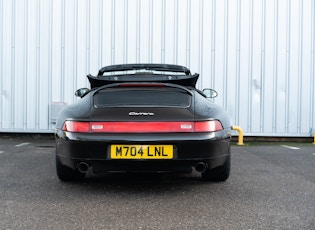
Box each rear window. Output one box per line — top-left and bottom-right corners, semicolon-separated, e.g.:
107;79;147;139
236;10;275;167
94;88;191;107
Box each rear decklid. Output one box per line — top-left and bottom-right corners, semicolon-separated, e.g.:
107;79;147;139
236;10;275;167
90;83;195;121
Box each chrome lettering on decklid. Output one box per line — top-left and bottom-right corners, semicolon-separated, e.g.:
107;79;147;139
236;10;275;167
129;112;154;116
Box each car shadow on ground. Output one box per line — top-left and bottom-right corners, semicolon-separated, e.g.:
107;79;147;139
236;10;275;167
86;171;201;184
61;171;224;195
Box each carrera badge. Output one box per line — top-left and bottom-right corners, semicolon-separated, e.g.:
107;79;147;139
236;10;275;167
129;112;154;116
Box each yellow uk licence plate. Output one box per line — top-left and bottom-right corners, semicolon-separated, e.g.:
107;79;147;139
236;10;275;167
110;145;173;159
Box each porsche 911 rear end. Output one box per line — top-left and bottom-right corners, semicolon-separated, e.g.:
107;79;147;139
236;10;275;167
55;82;231;182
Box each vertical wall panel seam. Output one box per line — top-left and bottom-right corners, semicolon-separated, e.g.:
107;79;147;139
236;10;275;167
48;0;53;130
236;0;241;126
311;0;315;132
0;0;3;128
174;0;178;64
73;0;78;102
186;0;191;67
149;0;153;63
273;0;279;133
124;0;128;64
161;0;165;63
36;0;41;129
223;0;228;109
210;0;216;91
199;0;203;89
248;0;253;132
285;0;291;133
297;0;303;134
23;0;28;129
61;0;65;102
111;0;115;64
11;0;15;128
260;0;266;133
86;0;90;76
99;0;103;66
136;0;140;63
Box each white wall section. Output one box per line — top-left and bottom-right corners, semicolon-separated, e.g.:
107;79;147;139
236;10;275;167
0;0;314;136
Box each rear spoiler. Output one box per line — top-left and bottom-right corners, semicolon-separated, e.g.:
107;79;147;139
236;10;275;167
88;73;199;89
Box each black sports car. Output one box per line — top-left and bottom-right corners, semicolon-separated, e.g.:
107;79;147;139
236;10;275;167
55;64;232;181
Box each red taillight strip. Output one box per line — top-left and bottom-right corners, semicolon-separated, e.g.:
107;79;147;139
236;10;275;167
90;122;193;133
62;121;90;133
62;120;223;133
194;121;223;132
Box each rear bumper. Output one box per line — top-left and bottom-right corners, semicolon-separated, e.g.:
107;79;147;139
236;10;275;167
55;130;231;173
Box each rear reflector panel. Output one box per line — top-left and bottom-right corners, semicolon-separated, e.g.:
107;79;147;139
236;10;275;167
62;120;223;133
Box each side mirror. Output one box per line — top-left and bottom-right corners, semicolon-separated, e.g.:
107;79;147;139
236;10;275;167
202;88;218;98
75;88;90;98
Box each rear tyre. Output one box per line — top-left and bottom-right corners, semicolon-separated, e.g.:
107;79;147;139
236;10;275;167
56;156;85;181
202;154;230;182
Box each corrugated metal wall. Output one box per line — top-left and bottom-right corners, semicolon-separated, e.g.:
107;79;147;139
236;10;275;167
0;0;314;136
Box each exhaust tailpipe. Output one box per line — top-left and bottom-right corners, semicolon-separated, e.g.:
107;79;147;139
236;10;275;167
195;162;207;173
77;162;90;173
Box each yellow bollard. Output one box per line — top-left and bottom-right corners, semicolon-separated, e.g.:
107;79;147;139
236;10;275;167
232;126;245;146
313;131;315;145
